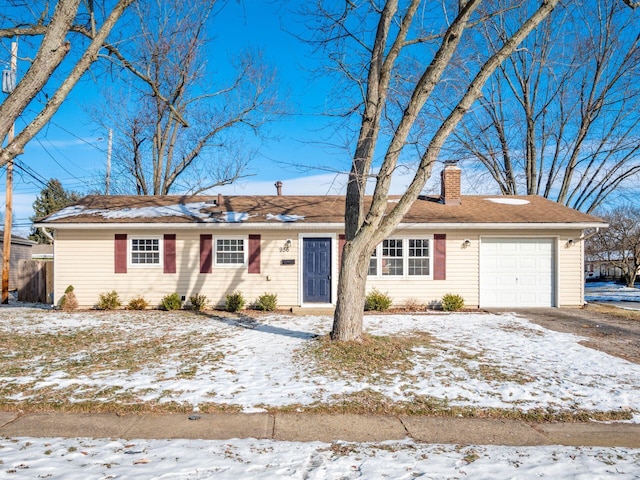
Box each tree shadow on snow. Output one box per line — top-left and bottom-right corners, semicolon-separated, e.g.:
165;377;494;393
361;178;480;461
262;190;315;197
202;311;321;340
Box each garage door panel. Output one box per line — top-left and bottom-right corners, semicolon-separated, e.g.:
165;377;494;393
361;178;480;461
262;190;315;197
480;238;555;308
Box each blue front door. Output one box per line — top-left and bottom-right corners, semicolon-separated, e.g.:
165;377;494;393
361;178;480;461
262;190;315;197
303;237;331;303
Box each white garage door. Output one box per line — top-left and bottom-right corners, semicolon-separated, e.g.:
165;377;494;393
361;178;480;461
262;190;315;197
480;238;556;308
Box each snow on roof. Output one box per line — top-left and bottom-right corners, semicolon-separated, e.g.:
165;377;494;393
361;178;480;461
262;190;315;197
215;212;252;223
45;201;307;224
45;202;212;222
484;197;530;205
266;213;305;222
45;203;260;223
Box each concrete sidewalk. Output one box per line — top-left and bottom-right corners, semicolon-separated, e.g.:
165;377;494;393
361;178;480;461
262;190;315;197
1;411;639;447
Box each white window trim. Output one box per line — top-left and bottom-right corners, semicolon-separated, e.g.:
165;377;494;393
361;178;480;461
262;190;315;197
129;235;163;268
214;235;248;268
368;236;434;279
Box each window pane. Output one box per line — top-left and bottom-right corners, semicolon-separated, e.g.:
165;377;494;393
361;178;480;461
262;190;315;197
382;258;403;275
216;238;245;265
408;238;430;275
368;249;377;276
131;238;160;264
409;258;429;275
382;239;403;275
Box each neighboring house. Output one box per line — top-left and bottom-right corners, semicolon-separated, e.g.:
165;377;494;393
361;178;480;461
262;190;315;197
31;244;54;261
35;165;606;309
585;253;637;282
0;232;36;290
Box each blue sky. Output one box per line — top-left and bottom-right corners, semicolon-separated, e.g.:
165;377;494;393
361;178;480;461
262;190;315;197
0;1;459;235
14;2;633;234
1;2;341;232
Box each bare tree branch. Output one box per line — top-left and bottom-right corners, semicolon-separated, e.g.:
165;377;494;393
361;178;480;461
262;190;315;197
0;0;135;168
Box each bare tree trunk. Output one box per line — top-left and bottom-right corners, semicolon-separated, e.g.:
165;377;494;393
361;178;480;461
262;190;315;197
323;0;559;342
331;240;370;341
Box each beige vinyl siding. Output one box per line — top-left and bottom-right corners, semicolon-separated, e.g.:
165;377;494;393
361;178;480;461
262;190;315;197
54;226;587;309
54;230;304;308
365;231;479;308
556;229;586;307
364;229;586;308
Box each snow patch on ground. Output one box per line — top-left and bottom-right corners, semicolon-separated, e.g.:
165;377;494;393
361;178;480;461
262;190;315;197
0;309;638;421
1;437;639;479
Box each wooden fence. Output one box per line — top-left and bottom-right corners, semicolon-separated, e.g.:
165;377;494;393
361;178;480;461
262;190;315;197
17;260;53;304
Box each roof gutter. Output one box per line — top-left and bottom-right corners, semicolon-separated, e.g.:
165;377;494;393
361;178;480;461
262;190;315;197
34;221;609;231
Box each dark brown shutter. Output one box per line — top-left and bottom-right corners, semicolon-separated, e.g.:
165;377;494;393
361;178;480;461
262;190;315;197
434;234;446;280
114;234;127;274
200;234;212;274
164;234;176;274
248;234;261;274
338;234;346;272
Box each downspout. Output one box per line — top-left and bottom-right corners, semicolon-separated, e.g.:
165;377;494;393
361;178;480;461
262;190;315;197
580;227;601;242
39;227;54;243
39;227;55;305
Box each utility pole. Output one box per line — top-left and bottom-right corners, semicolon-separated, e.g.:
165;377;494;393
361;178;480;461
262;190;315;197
105;128;112;194
2;41;17;304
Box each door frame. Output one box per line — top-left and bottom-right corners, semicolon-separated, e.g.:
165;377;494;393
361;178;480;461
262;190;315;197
479;235;559;308
299;233;337;307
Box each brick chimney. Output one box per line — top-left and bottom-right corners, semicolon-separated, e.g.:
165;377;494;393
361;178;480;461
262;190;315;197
440;161;461;205
275;181;283;196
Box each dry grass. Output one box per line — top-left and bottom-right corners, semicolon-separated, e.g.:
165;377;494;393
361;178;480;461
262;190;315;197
263;391;633;422
588;302;640;321
0;309;635;423
300;332;434;382
0;311;224;405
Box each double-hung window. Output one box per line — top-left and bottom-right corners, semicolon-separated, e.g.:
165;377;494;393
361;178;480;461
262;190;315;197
382;239;403;276
215;237;246;266
368;248;378;276
408;239;430;276
368;237;432;278
130;237;161;266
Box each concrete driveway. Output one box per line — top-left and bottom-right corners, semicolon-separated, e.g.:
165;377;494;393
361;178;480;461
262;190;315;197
487;306;640;364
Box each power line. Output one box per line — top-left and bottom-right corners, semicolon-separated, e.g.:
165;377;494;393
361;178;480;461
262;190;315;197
50;120;108;154
33;136;87;182
12;160;49;188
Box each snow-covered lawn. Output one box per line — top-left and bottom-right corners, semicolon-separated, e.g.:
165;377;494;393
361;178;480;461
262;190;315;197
2;304;640;478
0;307;638;420
586;281;640;305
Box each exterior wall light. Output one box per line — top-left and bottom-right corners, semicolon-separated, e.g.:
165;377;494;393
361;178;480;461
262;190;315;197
462;239;471;249
280;239;292;253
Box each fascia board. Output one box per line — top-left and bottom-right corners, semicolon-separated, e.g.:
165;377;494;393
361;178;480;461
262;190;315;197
34;221;608;230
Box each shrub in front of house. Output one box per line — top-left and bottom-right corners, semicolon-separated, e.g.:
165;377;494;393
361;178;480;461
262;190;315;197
127;296;149;310
441;293;465;312
254;292;278;311
60;285;78;312
364;289;392;312
96;290;122;310
160;292;183;311
225;291;246;312
189;293;208;312
403;297;424;312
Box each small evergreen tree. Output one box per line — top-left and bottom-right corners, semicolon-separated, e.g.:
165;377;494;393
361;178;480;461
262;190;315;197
29;179;80;244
